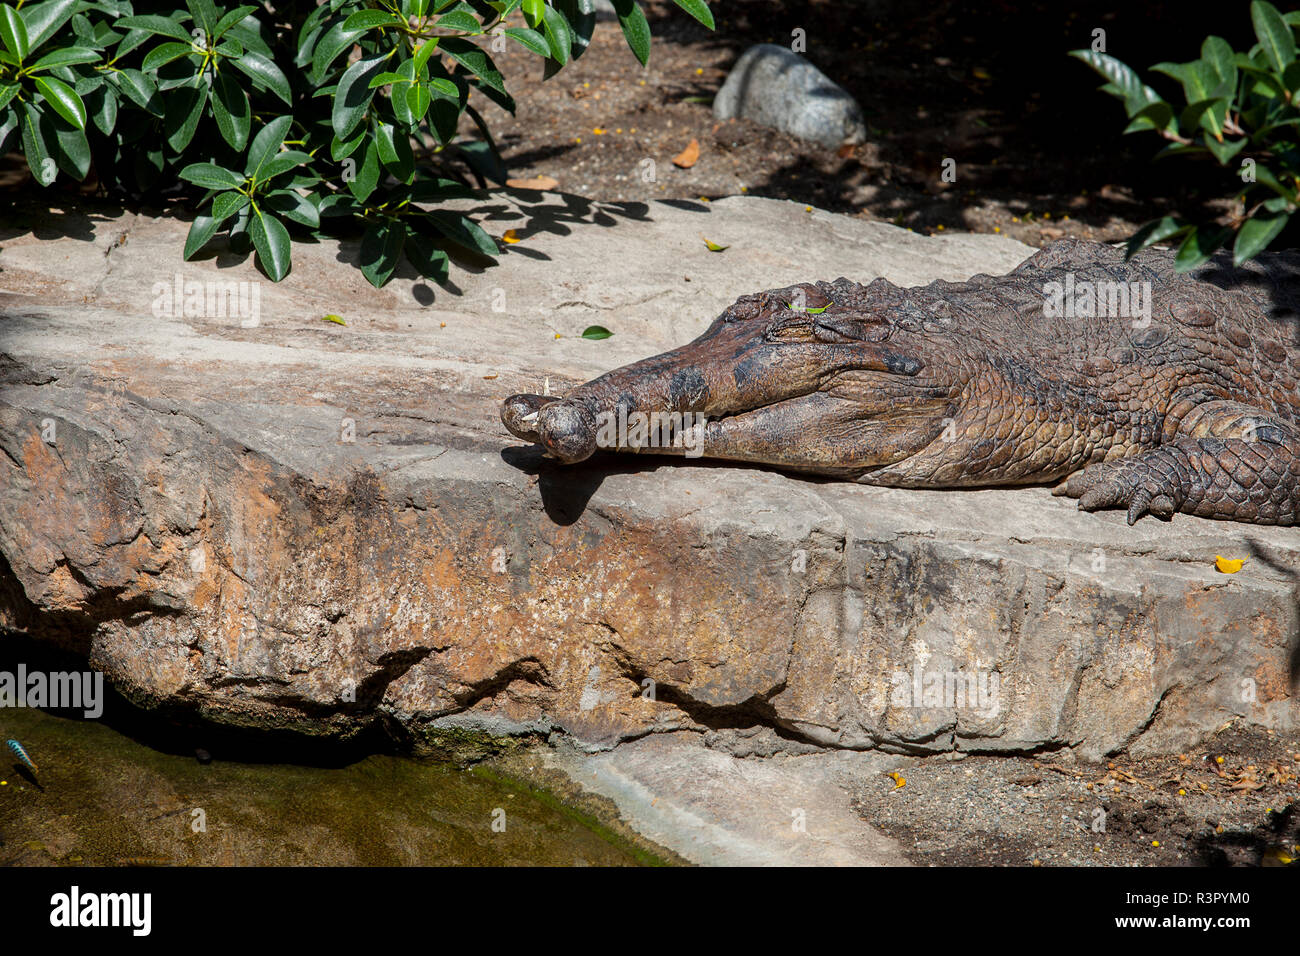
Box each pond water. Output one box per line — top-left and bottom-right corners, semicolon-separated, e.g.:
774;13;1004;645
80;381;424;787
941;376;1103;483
0;697;663;867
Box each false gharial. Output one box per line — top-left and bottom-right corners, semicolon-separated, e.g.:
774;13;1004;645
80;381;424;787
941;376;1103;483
502;239;1300;526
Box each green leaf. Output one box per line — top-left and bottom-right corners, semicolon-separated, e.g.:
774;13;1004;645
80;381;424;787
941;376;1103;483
142;41;197;72
1122;101;1175;135
413;38;438;76
347;137;380;201
553;0;594;60
0;4;29;62
264;190;320;228
1124;216;1189;258
1204;136;1247;164
212;70;251;150
183;213;223;258
250;210;292;280
374;120;414;179
359;219;406;287
1180;94;1227;140
342;9;404;31
1251;0;1295;74
1285;61;1300;95
211;189;250;221
440;37;507;95
333;53;386;140
425;209;497;256
1233;210;1290;265
244;114;293;178
311;21;365;78
406;81;431;123
231;51;292;105
541;5;572;64
212;5;256;39
34;75;85;130
29;47;100;71
54;130;89;180
389;56;419;125
504;26;549;57
116;14;193;43
612;0;650;67
0;102;18;154
437;9;481;32
331;128;365;160
180;161;243;190
255;149;313;182
0;81;16;112
20;103;54;184
428;77;459;98
321;313;346;326
186;0;219;38
1069;49;1159;116
580;325;612;340
112;68;162;115
22;0;78;49
368;71;410;88
1201;36;1237;95
163;84;206;152
671;0;714;29
1174;225;1230;272
521;0;544;28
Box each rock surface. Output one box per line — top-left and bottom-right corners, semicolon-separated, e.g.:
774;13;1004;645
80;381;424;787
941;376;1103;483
713;44;867;147
0;193;1296;763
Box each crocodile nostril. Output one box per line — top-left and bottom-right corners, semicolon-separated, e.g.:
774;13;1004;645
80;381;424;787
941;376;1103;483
537;400;598;463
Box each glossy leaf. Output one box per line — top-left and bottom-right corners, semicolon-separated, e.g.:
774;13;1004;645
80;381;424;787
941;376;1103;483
332;53;386;140
34;75;86;130
612;0;650;66
0;4;29;61
1233;210;1289;264
671;0;714;30
250;210;292;280
212;70;251;150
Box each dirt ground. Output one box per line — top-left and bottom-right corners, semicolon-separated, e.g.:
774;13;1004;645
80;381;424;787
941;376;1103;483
852;726;1300;867
473;0;1258;250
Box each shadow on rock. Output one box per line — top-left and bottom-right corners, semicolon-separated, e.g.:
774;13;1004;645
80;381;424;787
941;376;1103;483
1241;537;1300;692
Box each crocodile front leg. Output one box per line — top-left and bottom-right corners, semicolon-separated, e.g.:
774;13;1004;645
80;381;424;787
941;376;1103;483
1054;401;1300;525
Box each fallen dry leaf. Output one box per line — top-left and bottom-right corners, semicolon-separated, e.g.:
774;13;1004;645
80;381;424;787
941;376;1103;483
672;138;700;169
505;175;559;191
1215;555;1245;574
502;229;522;244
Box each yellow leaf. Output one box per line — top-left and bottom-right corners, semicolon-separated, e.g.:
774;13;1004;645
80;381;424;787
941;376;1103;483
505;175;559;191
700;235;729;252
321;314;346;326
502;229;522;244
672;138;700;168
1215;555;1245;574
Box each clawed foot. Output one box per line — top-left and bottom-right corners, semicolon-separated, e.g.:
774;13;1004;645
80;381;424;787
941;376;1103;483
1052;457;1182;525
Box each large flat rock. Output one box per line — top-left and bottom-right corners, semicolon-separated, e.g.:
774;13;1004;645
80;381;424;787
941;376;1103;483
1;193;1296;760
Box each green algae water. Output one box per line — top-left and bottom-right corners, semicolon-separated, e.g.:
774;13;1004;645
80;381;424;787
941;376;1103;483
0;703;663;867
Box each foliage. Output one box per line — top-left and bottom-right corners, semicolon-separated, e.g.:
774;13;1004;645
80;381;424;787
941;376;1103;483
0;0;714;285
1071;0;1300;269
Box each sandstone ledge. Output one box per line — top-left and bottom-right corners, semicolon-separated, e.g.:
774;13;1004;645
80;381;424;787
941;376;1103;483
0;194;1296;760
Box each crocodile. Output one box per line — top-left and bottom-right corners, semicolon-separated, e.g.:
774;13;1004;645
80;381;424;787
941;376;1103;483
501;239;1300;526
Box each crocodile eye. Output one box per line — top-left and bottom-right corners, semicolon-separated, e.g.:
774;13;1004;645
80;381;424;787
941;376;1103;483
764;316;815;342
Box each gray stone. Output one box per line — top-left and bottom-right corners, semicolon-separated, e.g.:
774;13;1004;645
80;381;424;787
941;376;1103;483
713;44;867;147
0;194;1295;763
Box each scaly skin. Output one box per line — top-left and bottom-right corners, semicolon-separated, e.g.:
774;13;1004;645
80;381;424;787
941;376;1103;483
502;239;1300;525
